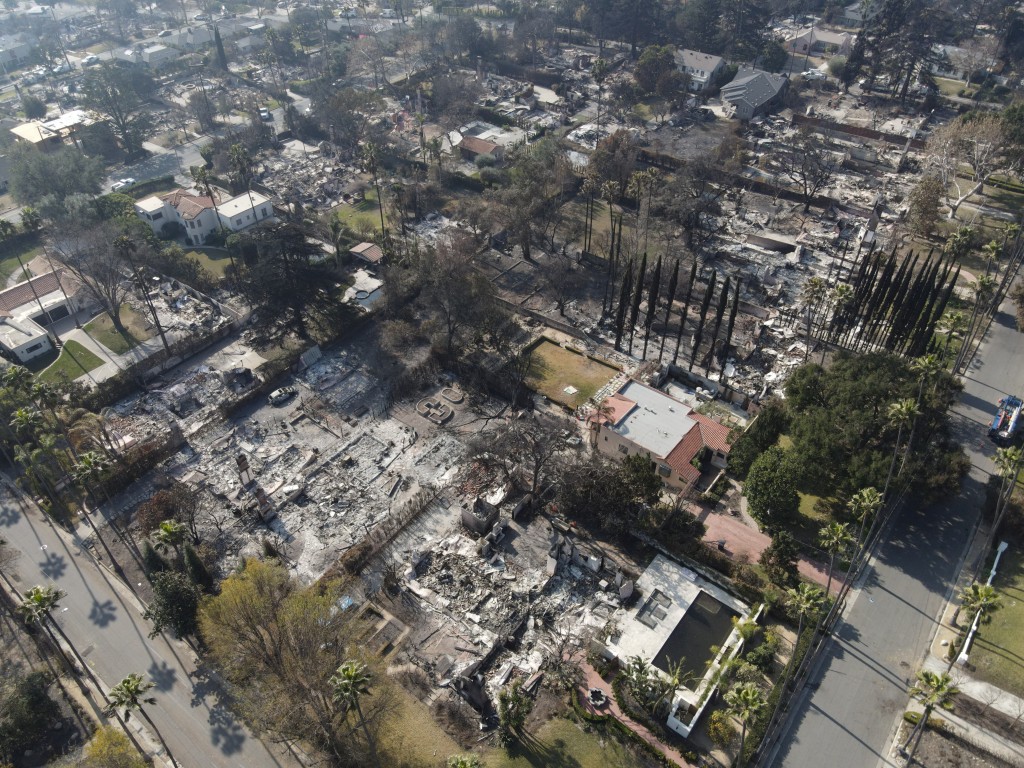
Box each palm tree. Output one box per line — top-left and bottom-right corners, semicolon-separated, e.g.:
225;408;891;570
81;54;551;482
18;584;65;625
447;756;481;768
782;583;824;692
651;656;692;716
818;521;854;597
938;310;967;363
980;239;1001;276
152;520;187;565
849;486;884;547
799;276;828;360
330;661;381;768
106;673;179;768
958;582;1000;628
190;166;234;270
910;354;944;404
884;398;919;495
989;446;1023;552
724;682;766;768
902;670;959;763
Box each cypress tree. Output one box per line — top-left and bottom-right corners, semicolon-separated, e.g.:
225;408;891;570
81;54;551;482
659;259;680;363
690;270;716;371
674;260;698;365
184;544;214;592
642;254;662;359
143;540;167;576
722;278;741;369
627;253;647;356
706;275;731;375
614;260;634;350
214;26;228;70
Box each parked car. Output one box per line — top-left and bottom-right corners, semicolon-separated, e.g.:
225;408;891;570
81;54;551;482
193;13;210;20
803;69;827;81
268;386;297;406
81;54;100;66
259;107;273;121
110;177;136;192
158;29;173;37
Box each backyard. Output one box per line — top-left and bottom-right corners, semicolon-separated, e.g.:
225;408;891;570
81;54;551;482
0;235;43;284
37;340;104;384
83;304;155;354
186;247;234;279
969;540;1024;698
525;339;618;410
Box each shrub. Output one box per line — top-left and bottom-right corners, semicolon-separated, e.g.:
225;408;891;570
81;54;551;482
142;540;167;575
708;709;737;747
0;671;60;760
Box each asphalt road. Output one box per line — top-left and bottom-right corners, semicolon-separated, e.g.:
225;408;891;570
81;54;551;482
0;482;290;768
772;297;1024;767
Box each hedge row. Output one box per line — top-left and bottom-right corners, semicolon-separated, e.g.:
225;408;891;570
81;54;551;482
568;689;674;768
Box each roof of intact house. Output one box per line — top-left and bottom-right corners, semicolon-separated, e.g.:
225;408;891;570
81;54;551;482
721;68;788;110
217;190;272;219
675;49;725;72
458;135;501;155
160;189;216;220
0;270;78;313
350;242;384;264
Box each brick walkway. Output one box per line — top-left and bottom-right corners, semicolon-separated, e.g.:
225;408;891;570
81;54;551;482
576;658;697;767
699;507;842;595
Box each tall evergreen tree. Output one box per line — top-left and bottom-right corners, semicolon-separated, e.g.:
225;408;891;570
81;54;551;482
642;255;662;359
674;260;698;365
627;253;647;356
690;270;716;371
706;275;731;374
614;259;634;350
722;278;741;370
659;259;680;363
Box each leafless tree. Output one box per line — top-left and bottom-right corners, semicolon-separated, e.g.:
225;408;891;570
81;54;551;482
772;129;840;212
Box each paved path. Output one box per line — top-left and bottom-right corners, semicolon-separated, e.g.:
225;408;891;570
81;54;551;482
0;479;292;768
577;658;696;767
771;292;1024;767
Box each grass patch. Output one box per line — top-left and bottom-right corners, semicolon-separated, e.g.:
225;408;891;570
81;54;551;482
376;686;462;767
969;541;1024;698
186;247;234;279
0;238;44;283
334;187;388;236
525;339;618;409
83;304;154;354
484;717;643;768
38;340;104;383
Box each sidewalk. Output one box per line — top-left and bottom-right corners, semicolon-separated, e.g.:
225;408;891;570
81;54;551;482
576;658;697;768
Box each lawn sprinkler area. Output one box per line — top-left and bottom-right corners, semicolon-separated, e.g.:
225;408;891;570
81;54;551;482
524;338;618;409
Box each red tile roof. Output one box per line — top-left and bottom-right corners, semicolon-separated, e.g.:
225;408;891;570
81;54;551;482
161;189;215;221
693;413;733;454
0;270;77;313
601;393;636;426
665;428;703;485
459;135;501;156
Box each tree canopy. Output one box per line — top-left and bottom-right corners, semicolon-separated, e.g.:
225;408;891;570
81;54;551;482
10;147;105;208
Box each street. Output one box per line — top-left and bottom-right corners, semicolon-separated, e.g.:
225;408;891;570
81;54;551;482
771;297;1024;767
0;482;290;768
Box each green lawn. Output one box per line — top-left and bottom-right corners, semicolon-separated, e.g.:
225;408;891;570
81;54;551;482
376;687;462;767
186;247;234;279
484;717;644;768
969;541;1024;697
38;340;104;384
83;304;154;354
334;188;388;236
0;238;43;284
525;339;618;409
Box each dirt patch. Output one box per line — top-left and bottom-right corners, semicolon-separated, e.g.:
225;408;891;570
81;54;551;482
912;725;1016;768
526;688;565;732
950;694;1024;744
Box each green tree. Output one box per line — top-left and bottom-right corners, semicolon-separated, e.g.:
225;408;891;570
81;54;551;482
497;678;533;745
447;756;482;768
80;725;148;768
151;520;186;564
0;671;61;762
958;581;1000;627
635;44;676;93
819;521;854;597
759;530;800;587
21;93;46;119
141;540;167;575
330;661;381;768
902;670;958;763
106;674;178;768
80;63;155;159
10;147;105;208
728;400;789;479
143;571;201;639
183;544;213;591
907;175;944;236
744;446;799;530
724;681;766;768
849;487;884;546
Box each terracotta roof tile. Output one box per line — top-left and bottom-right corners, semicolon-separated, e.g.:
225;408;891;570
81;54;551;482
693;413;733;454
0;270;77;314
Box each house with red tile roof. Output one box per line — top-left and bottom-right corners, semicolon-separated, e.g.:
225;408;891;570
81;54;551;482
0;270;89;364
135;188;274;245
593;380;732;491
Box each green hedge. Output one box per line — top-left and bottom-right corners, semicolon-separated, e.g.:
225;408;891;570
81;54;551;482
127;175;177;199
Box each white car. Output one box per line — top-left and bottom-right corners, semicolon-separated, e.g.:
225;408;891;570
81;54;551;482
110;177;136;192
803;70;827;81
158;29;173;37
268;386;297;406
259;107;273;121
81;54;100;66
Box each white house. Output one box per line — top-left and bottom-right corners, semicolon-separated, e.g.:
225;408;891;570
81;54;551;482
119;44;179;69
785;27;855;57
838;0;881;27
930;43;999;82
591;380;732;492
0;32;36;69
0;270;90;364
135;188;274;245
674;49;726;92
